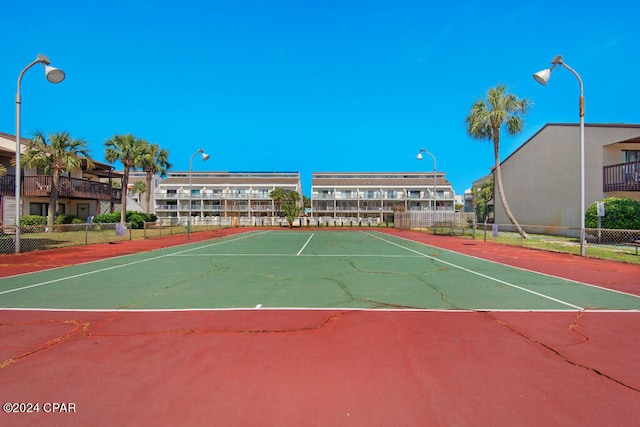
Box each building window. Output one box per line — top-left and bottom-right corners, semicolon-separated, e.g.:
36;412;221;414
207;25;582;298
30;203;48;216
623;150;640;162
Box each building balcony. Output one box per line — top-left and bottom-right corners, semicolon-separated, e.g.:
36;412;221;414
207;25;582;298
0;175;16;196
156;205;179;211
603;161;640;192
14;175;120;202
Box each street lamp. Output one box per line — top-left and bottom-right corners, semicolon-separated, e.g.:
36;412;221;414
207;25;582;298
15;54;65;253
187;148;210;240
416;149;437;211
417;148;438;235
533;55;586;256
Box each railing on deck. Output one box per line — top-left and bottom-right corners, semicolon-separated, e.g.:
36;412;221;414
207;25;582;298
603;160;640;192
21;175;120;201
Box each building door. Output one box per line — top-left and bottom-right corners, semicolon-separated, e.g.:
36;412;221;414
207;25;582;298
77;203;89;220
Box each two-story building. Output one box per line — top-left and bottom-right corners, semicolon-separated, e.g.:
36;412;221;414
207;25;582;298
311;172;456;222
0;132;122;226
154;171;302;222
490;123;640;229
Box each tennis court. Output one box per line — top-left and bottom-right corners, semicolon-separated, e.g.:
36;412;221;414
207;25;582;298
1;229;639;425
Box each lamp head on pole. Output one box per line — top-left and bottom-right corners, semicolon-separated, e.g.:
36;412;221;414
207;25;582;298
44;65;66;84
533;68;551;86
201;152;210;161
533;55;564;86
416;148;426;160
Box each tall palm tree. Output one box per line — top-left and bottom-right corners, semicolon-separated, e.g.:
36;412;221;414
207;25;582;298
105;134;147;223
269;187;286;217
21;131;95;231
140;143;171;214
130;181;146;206
466;84;531;238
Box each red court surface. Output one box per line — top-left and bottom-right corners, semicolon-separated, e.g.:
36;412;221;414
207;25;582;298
1;228;639;426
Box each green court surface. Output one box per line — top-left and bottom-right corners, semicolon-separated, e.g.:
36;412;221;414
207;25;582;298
1;230;639;311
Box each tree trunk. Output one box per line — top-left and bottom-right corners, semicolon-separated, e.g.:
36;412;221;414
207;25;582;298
493;133;528;239
120;166;129;223
145;172;152;214
47;173;60;233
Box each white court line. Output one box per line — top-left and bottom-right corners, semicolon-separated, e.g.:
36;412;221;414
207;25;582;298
297;233;315;256
363;231;585;310
1;307;638;313
169;253;424;257
0;230;270;296
378;231;640;301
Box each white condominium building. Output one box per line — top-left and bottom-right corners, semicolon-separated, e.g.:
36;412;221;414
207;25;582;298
311;172;455;222
154;171;302;221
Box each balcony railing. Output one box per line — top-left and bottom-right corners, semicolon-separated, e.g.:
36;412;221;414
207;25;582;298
0;175;16;196
2;175;120;201
603;160;640;192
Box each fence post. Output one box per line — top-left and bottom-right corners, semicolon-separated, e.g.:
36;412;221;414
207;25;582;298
85;223;89;246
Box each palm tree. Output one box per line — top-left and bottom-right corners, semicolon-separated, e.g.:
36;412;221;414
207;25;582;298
472;176;494;223
269;187;287;217
130;181;146;205
282;191;301;227
140;143;171;213
466;84;531;238
21;131;94;231
105;134;147;223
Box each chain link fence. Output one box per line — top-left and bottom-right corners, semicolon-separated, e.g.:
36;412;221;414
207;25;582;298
0;223;132;255
409;221;640;262
3;215;639;263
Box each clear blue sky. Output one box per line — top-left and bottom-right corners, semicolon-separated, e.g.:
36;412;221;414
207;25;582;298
2;0;638;197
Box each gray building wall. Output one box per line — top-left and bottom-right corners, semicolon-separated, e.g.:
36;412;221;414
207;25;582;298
493;124;640;229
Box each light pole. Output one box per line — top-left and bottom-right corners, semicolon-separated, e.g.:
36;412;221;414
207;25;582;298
416;148;437;235
15;54;65;253
533;55;586;256
187;148;210;240
416;149;437;211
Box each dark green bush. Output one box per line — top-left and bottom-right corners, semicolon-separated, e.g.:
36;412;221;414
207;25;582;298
92;212;157;229
20;215;47;226
56;214;84;224
585;197;640;229
19;215;46;233
93;213;120;224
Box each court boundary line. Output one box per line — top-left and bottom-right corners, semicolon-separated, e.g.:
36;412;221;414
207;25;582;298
0;230;269;296
374;230;640;301
297;233;315;256
169;253;426;257
364;231;585;310
2;230;637;312
2;307;639;313
0;230;267;281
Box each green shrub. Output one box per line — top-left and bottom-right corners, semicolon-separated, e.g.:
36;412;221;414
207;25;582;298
585;197;640;229
56;214;84;224
93;213;120;224
92;212;157;229
20;215;47;226
19;215;46;233
127;212;146;229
